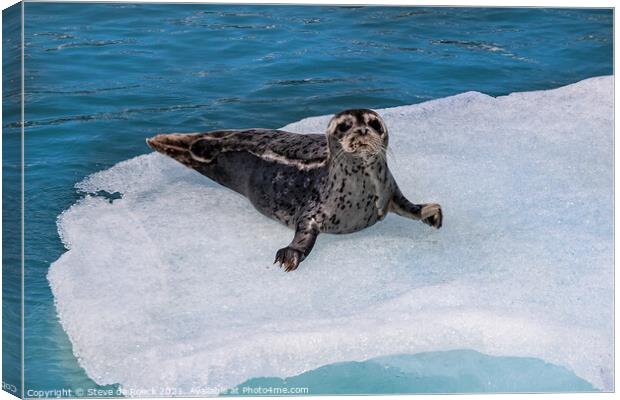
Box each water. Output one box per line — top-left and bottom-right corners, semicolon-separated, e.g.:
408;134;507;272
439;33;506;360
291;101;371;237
2;2;612;394
233;350;595;395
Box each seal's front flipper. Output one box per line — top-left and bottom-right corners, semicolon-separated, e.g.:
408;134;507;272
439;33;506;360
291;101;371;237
389;188;442;229
274;222;319;272
419;204;442;229
274;247;303;272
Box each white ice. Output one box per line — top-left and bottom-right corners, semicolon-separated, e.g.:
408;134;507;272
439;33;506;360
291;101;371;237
48;76;614;394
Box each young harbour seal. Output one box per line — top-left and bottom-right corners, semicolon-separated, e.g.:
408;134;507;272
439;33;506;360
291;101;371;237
147;109;442;271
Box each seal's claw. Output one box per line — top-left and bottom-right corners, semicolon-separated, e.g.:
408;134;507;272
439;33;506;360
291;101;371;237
421;203;442;229
274;247;302;272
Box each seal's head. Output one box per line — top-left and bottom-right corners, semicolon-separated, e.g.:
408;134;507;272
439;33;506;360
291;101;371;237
326;109;388;160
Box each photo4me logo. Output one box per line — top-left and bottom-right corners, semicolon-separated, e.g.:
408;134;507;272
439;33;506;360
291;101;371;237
241;386;310;395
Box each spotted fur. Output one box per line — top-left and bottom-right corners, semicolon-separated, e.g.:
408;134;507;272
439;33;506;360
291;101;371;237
147;109;442;272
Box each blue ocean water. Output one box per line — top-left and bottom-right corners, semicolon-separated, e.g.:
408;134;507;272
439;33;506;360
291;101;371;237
3;2;612;395
232;350;595;395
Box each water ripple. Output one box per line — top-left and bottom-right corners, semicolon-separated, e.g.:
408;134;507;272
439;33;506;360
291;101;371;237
29;84;141;95
431;39;505;52
45;39;135;52
7;103;213;128
267;77;371;86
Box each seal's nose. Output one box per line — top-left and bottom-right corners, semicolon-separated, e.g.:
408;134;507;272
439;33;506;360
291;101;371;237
358;127;371;136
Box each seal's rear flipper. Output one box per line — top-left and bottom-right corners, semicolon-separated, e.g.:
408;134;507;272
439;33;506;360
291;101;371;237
146;133;200;167
188;139;221;163
146;131;258;196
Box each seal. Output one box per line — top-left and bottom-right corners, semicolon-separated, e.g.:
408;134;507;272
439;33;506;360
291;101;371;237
147;109;442;271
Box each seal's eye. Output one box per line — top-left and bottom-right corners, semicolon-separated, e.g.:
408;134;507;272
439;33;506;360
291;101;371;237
368;118;383;134
337;122;351;133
